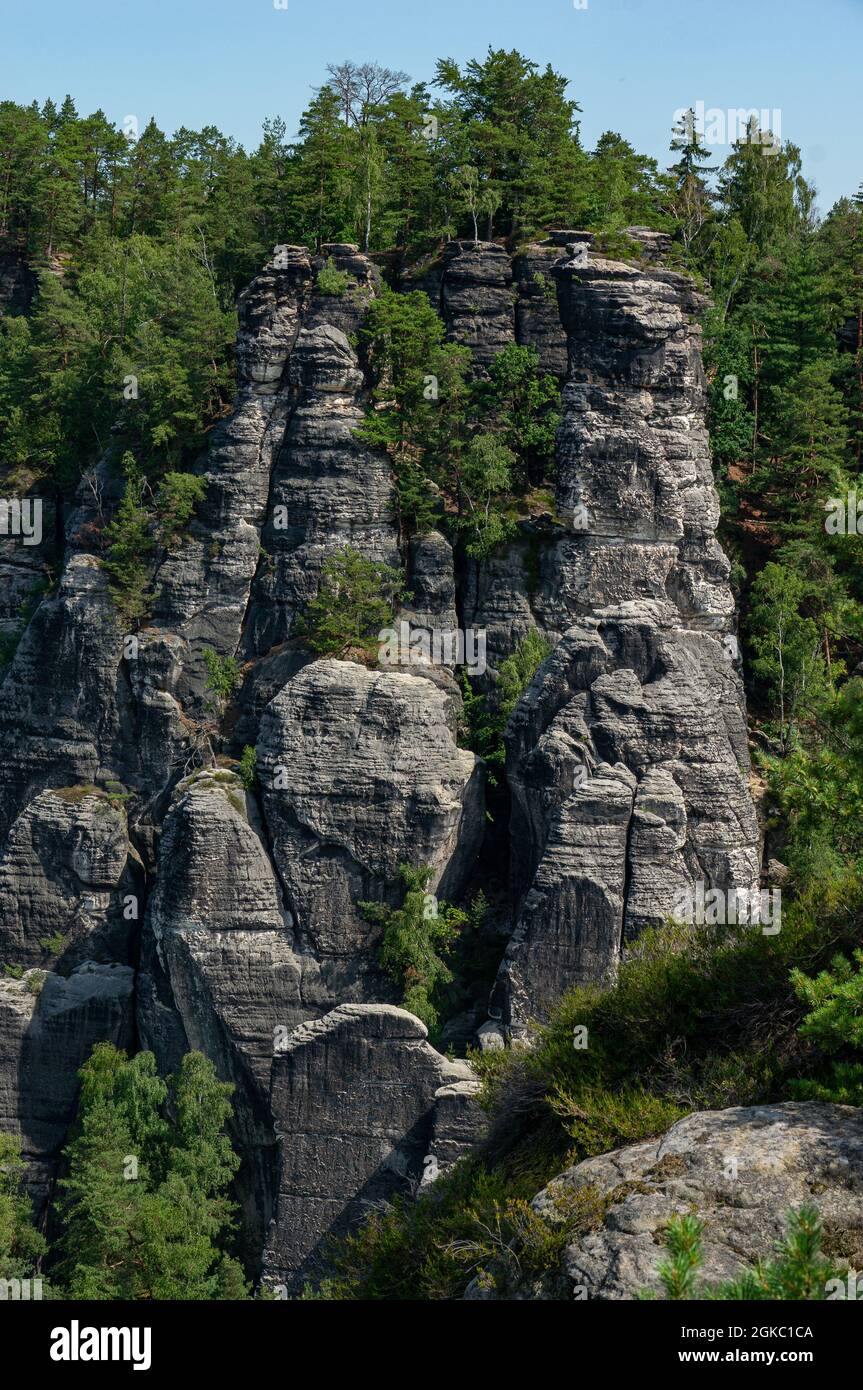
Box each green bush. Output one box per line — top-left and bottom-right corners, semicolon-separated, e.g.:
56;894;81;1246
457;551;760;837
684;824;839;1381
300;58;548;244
297;546;404;661
359;864;466;1033
788;949;863;1103
102;452;154;625
155;471;207;548
202;646;242;714
316;257;350;296
650;1206;836;1301
460;627;551;782
237;745;257;791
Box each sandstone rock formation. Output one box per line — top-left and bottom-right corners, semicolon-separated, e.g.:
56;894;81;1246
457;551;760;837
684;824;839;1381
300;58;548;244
521;1102;863;1300
264;1004;478;1291
257;658;483;997
481;236;760;1033
0;229;762;1289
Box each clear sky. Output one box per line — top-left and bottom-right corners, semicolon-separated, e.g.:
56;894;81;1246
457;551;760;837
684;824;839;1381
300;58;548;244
1;0;859;215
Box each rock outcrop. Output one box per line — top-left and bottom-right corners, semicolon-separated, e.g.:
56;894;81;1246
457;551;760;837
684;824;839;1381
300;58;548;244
264;1004;478;1292
483;237;759;1033
0;228;763;1290
518;1102;863;1300
257;658;483;998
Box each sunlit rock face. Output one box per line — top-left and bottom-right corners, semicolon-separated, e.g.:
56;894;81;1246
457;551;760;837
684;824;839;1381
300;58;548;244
0;227;758;1282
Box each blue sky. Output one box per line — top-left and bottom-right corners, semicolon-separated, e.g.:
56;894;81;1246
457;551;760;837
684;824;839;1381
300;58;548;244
1;0;859;215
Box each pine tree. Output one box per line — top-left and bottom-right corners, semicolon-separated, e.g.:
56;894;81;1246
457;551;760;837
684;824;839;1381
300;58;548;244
56;1043;249;1300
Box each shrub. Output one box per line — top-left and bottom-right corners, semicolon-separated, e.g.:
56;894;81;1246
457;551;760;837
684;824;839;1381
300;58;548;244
202;646;242;714
788;949;863;1103
650;1205;837;1301
237;745;257;791
297;546;404;661
460;627;551;780
359;864;467;1033
316;258;349;296
155;471;207;548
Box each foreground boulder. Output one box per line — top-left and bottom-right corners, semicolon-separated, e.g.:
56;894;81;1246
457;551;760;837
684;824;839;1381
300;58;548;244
525;1102;863;1300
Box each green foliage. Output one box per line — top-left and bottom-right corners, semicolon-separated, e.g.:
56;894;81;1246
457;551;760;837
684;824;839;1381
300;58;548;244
654;1213;704;1299
454;433;518;558
297;546;404;661
315;257;350;296
358;292;560;553
101;451;154;625
0;1133;48;1283
653;1206;836;1301
237;745;258;791
460;628;551;779
789;950;863;1103
359;864;467;1032
155;471;207;548
55;1043;249;1300
304;844;863;1301
202;646;242;712
480;343;560;484
357;287;470;538
747;561;832;750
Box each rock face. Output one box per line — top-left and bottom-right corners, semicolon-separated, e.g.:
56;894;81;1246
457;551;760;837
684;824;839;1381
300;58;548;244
244;249;398;658
525;1103;863;1300
483;238;759;1033
439;241;516;370
0;963;134;1203
257;659;483;998
264;1004;477;1291
0;789;138;971
0;229;761;1289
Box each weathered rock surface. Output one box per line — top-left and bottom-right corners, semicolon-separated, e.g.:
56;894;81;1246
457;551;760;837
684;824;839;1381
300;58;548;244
244;247;398;658
264;1004;478;1291
257;658;484;998
527;1102;863;1300
0;963;134;1182
0;227;765;1292
0;789;138;970
483;238;759;1033
439;240;516;370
